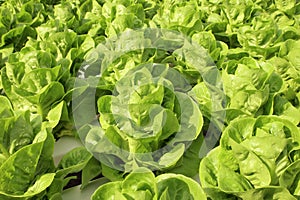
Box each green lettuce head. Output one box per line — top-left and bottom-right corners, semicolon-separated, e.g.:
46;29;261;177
73;28;225;176
91;167;207;200
199;115;300;199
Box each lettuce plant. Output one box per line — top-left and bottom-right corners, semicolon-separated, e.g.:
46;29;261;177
82;63;203;173
91;167;207;200
0;96;56;199
200;116;300;199
0;0;299;199
73;28;224;178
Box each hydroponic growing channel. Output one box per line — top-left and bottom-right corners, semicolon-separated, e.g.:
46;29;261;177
0;0;300;199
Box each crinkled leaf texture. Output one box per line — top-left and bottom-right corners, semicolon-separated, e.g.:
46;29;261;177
200;115;300;199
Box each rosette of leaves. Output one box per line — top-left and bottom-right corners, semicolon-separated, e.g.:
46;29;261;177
237;13;281;58
80;63;203;174
1;51;67;136
0;95;99;199
49;0;107;39
101;0;153;37
220;57;279;120
207;0;260;48
151;0;203;36
1;62;65;119
91;167;207;200
191;31;228;67
199;115;300;199
0;0;47;66
266;40;300;126
74;28;223;178
270;9;300;42
0;27;95;136
0;95;56;199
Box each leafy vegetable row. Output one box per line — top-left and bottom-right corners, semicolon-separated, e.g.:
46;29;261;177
0;0;299;199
